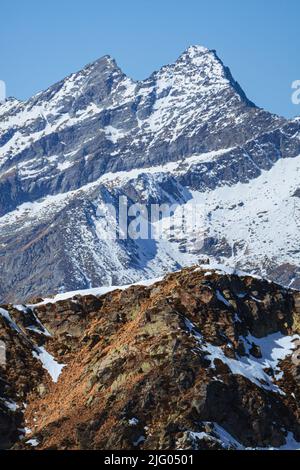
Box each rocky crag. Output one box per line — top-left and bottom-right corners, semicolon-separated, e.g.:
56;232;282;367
1;266;300;450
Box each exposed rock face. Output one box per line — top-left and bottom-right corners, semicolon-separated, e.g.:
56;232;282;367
1;267;300;450
1;46;300;302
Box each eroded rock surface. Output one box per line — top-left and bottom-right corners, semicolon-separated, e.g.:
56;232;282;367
1;267;300;450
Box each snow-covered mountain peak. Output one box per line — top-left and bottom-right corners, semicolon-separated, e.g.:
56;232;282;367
1;48;299;301
0;53;132;169
162;44;254;108
177;44;213;64
176;44;227;75
185;44;211;56
82;54;125;80
174;44;222;74
32;53;125;108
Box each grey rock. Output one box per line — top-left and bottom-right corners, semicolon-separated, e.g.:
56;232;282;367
0;45;300;302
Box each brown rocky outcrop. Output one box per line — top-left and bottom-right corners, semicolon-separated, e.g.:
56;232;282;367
1;267;300;450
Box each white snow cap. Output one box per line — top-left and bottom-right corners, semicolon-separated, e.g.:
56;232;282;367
178;45;212;64
177;45;224;72
185;45;210;56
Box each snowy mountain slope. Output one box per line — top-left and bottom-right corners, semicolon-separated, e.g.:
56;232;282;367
1;45;300;301
1;147;300;302
190;154;300;284
0;46;287;215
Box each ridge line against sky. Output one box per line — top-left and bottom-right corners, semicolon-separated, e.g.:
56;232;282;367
0;0;299;118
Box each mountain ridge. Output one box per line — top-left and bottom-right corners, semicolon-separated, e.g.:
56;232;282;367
1;266;300;450
0;45;300;302
1;45;258;108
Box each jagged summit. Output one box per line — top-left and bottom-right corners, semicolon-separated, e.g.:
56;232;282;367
176;44;211;63
174;45;256;107
186;44;211;55
0;45;253;126
82;53;123;75
0;46;298;302
177;45;212;63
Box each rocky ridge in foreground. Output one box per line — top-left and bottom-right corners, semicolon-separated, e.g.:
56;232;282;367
1;266;300;450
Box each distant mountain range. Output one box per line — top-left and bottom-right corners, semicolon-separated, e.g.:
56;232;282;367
1;45;300;302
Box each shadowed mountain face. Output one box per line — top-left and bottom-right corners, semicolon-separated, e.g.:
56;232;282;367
1;46;300;302
1;267;300;450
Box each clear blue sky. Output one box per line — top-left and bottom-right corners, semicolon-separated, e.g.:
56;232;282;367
0;0;299;118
